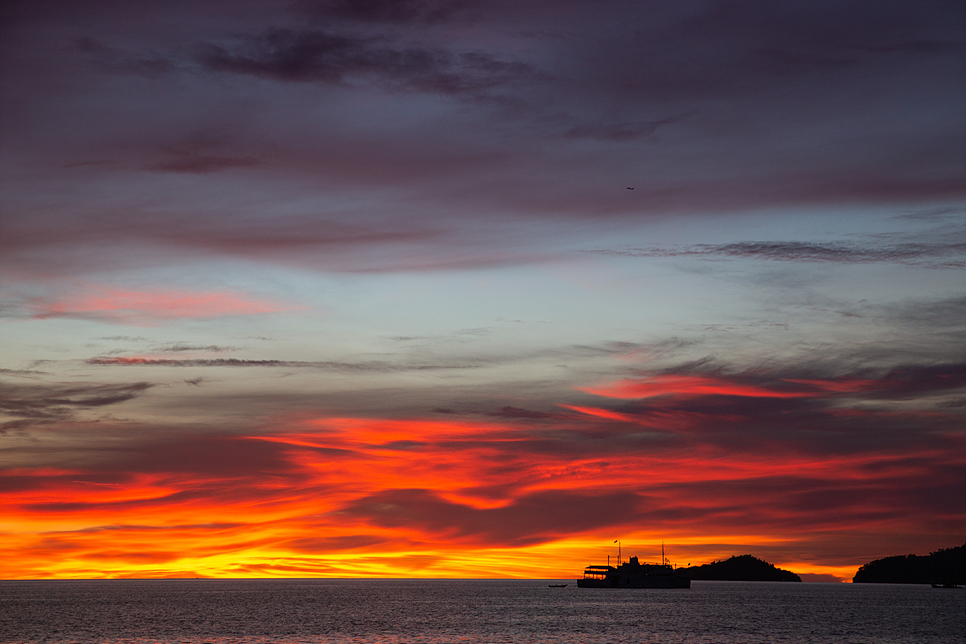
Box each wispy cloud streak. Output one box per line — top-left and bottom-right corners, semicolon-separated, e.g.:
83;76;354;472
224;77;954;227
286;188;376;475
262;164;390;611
26;287;303;325
584;240;966;268
0;381;153;432
85;357;481;371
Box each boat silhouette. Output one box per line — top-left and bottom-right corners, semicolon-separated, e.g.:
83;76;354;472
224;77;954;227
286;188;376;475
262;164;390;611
578;542;690;589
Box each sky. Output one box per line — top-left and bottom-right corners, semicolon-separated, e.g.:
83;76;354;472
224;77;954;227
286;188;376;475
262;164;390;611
1;0;964;582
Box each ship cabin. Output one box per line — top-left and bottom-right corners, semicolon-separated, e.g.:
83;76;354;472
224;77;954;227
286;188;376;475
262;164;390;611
581;564;615;581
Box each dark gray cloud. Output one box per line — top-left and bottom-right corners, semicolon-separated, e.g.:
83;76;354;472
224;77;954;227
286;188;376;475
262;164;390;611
864;363;966;399
886;295;966;329
341;488;642;546
147;154;261;174
485;406;560;420
85;356;481;371
82;341;639;374
586;0;965;101
158;343;238;353
300;0;469;24
637;470;966;534
0;381;153;431
0;368;48;376
0;210;458;275
586;240;966;268
1;431;315;496
195;29;535;96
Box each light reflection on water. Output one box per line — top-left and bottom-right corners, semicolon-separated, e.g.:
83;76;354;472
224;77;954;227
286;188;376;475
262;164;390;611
2;579;964;643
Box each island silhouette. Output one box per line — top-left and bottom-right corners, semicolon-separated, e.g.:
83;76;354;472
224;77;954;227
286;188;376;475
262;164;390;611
682;554;801;582
853;541;965;584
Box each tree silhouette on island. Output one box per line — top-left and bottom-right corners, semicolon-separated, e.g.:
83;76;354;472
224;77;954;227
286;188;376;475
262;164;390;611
853;542;966;584
683;555;801;582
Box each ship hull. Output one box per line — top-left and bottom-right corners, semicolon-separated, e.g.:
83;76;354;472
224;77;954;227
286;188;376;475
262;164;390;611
577;575;690;589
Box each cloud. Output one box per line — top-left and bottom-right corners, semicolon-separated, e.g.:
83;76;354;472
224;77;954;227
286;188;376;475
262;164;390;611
157;343;238;353
2;392;963;577
580;374;819;400
29;286;302;325
4;433;306;509
0;381;153;431
85;357;482;371
3;0;961;280
72;36;176;79
342;488;641;546
885;295;966;330
485;406;560;420
300;0;468;24
607;0;965;100
0;209;482;276
584;240;966;268
2;0;965;579
858;363;966;399
140;133;266;175
195;29;535;97
565;115;689;142
147;155;261;174
284;534;389;553
571;362;966;455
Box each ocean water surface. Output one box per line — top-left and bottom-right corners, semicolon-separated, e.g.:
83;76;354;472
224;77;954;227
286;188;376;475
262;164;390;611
2;579;964;643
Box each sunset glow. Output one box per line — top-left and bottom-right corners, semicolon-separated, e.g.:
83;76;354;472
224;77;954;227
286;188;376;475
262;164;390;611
1;0;963;584
4;369;964;581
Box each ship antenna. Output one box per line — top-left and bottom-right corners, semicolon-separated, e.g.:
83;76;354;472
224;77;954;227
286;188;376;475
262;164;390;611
662;541;665;566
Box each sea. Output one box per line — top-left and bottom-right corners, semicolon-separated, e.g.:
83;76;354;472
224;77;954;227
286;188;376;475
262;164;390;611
2;579;964;644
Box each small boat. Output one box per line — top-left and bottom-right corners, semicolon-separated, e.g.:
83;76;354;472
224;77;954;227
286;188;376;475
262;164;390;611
548;583;568;587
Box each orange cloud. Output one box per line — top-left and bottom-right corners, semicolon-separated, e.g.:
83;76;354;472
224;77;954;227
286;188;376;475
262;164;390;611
4;356;966;581
2;405;963;580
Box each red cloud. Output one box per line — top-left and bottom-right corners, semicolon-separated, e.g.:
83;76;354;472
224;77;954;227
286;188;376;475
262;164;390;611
579;374;814;400
581;366;966;405
558;404;639;422
782;378;880;393
2;381;964;579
